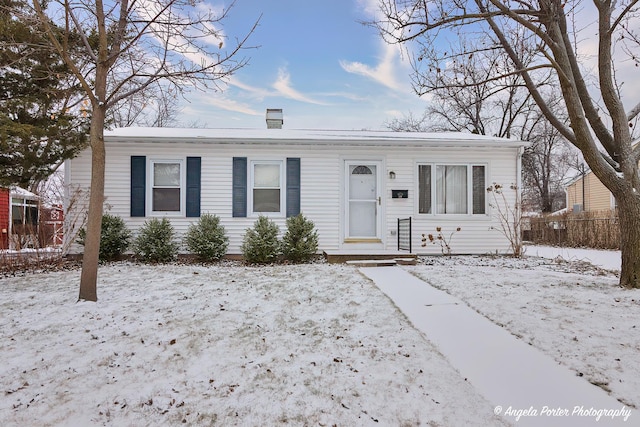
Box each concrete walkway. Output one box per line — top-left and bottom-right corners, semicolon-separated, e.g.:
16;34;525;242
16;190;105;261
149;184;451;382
361;266;635;427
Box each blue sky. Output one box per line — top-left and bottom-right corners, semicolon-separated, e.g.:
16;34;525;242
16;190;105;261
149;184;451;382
179;0;428;130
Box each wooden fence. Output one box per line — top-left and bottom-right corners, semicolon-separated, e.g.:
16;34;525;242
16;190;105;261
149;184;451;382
526;210;620;250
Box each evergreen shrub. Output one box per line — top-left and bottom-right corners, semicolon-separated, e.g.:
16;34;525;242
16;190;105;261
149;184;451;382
133;218;179;263
281;213;318;263
77;214;132;261
184;214;229;261
241;215;280;264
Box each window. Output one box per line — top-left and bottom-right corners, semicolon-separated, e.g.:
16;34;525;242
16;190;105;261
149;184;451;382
418;164;486;215
250;160;284;214
232;157;300;218
151;160;183;213
11;198;39;226
131;156;200;218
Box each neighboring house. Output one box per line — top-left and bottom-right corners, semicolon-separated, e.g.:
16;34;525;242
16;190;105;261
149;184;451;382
0;187;40;250
565;168;616;213
566;140;639;214
64;125;527;256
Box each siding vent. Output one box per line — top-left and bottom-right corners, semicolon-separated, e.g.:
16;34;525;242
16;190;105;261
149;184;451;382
266;108;283;129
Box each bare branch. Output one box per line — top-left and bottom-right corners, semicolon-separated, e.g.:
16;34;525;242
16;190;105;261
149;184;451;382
610;0;640;33
628;101;640;122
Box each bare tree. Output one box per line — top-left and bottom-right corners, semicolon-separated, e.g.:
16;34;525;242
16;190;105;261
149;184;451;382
374;0;640;288
385;111;431;132
31;0;258;301
386;41;574;213
107;81;181;128
417;38;542;137
520;107;574;212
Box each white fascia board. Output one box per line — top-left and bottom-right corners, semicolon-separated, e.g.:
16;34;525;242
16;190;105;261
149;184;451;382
104;127;529;149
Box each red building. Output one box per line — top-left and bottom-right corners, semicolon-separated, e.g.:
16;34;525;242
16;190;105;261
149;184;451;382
0;188;9;250
0;187;62;250
41;205;64;247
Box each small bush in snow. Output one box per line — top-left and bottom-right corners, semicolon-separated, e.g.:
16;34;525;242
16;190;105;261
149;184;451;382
133;218;179;263
421;226;461;256
281;213;318;263
184;214;229;261
77;214;132;261
241;215;280;264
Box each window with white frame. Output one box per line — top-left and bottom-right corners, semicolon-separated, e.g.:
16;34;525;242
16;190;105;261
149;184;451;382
418;164;486;215
11;197;39;226
250;160;284;214
151;160;183;213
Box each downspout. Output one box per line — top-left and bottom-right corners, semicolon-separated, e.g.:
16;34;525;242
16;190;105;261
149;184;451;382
517;146;524;250
517;146;523;196
63;159;71;256
582;166;586;212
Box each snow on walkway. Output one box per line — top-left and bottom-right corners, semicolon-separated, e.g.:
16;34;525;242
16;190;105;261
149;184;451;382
361;266;634;427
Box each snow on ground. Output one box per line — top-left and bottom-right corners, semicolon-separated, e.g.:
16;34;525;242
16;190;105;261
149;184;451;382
1;247;638;426
524;245;621;271
409;253;640;411
1;262;506;427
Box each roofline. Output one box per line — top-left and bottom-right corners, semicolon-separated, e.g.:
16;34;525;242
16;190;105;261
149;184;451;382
564;168;592;188
9;186;39;200
104;127;529;149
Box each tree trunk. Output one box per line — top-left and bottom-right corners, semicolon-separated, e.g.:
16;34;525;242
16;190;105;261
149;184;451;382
540;181;552;213
616;195;640;289
78;109;106;301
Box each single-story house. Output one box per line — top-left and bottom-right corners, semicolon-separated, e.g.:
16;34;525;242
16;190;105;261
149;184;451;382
64;126;526;257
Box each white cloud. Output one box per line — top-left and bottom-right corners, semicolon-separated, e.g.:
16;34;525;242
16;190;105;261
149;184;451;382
227;76;272;101
272;68;329;105
225;68;330;106
356;0;380;17
134;0;228;71
194;92;261;116
339;42;403;90
185;67;331;120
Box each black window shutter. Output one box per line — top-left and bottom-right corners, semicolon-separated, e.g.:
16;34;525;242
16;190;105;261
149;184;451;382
472;165;486;214
131;156;146;217
418;165;432;214
232;157;247;217
186;157;201;217
286;158;301;217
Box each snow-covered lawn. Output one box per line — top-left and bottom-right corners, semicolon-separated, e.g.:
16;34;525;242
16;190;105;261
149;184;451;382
1;250;638;426
1;262;506;426
409;255;640;411
524;245;621;271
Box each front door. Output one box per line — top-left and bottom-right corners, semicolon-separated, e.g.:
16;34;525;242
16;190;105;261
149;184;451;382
345;161;382;240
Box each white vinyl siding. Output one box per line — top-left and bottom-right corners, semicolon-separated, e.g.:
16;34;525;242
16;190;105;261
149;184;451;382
66;135;521;256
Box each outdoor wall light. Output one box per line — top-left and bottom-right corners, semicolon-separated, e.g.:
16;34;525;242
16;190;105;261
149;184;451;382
389;171;396;179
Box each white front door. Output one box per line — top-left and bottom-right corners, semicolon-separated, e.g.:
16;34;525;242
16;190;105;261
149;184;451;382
345;161;382;240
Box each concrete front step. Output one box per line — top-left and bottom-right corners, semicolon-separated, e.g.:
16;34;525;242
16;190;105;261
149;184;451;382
345;258;418;267
323;250;417;264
